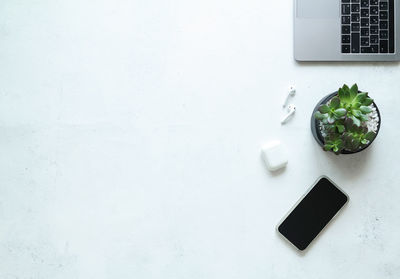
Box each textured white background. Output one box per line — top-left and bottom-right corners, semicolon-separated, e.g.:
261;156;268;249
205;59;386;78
1;0;400;278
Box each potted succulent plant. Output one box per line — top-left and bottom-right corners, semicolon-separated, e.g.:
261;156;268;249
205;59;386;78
311;84;381;154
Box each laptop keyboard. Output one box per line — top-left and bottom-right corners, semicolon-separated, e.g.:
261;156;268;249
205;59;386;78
341;0;395;54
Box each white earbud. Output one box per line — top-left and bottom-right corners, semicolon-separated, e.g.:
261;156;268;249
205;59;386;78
283;86;296;108
281;104;296;124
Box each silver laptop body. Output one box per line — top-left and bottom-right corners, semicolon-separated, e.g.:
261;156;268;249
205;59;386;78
294;0;400;61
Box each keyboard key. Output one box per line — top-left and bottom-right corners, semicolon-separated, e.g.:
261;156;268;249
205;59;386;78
370;35;379;44
351;14;360;22
370;0;378;4
370;16;379;24
352;0;360;2
342;25;351;34
342;0;350;2
380;39;388;53
352;4;360;12
380;30;388;39
361;28;370;36
342;16;351;24
370;6;379;15
342;35;351;43
380;11;388;19
342;4;351;14
370;44;379;52
352;23;360;31
361;47;371;53
342;45;351;53
380;20;388;29
360;45;377;53
361;0;369;7
361;8;369;17
351;33;360;52
361;18;369;26
370;25;379;34
379;1;388;9
361;37;369;46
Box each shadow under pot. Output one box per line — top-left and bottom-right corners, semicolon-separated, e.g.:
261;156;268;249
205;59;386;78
310;92;381;154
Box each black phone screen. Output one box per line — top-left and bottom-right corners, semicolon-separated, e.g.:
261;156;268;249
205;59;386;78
277;177;348;251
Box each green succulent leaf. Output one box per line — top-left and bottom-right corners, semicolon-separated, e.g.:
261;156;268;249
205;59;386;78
360;105;372;114
338;86;351;104
352;109;362;117
361;126;368;134
334;139;344;154
324;136;344;154
353;137;361;148
361;139;368;145
359;114;369;122
362;98;374;106
337;124;345;133
330;96;340;109
334;108;347;117
350;84;358;99
324;145;332;151
364;131;376;141
319;104;330;113
350;115;361;127
314;111;326;120
344;118;354;130
354;92;367;104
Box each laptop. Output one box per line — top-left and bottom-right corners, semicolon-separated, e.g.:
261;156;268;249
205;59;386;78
294;0;400;61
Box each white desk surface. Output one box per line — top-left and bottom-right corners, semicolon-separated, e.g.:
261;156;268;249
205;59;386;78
1;0;400;278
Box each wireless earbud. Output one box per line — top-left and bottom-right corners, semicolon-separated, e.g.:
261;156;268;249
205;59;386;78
281;104;296;124
283;86;296;108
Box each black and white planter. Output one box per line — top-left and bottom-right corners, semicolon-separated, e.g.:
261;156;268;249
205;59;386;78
310;92;381;154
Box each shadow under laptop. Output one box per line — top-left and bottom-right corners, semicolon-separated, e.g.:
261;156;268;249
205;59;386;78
296;60;400;68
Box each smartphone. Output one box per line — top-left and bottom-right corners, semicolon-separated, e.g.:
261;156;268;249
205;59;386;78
277;176;349;251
